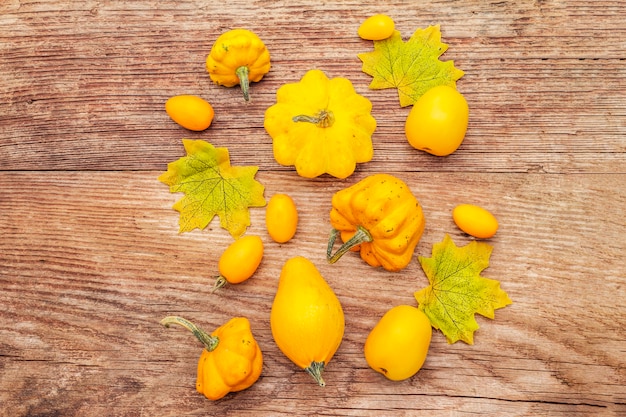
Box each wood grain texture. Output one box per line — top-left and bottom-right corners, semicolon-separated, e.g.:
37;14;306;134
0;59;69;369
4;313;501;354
1;1;625;416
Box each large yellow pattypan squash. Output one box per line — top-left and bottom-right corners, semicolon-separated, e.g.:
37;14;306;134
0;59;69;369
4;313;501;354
264;69;376;179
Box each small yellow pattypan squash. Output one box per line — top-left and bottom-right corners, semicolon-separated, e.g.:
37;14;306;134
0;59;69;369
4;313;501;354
161;316;263;401
206;29;271;101
264;69;376;179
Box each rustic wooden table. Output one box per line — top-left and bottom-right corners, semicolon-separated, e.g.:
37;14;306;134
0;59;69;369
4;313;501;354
1;1;624;416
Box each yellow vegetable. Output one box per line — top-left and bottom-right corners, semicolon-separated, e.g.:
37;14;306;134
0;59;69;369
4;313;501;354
364;305;432;381
212;235;264;292
358;14;395;40
452;204;499;239
270;256;345;386
327;173;425;271
160;316;263;400
265;193;298;243
206;29;271;101
264;69;377;179
405;85;469;156
165;95;214;131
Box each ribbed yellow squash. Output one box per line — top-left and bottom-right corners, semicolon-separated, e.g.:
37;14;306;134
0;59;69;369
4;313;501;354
327;173;426;272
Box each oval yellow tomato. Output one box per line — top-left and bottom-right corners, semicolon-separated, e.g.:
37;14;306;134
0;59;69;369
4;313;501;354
405;85;469;156
266;193;298;243
213;235;264;292
165;95;214;131
452;204;499;239
358;14;395;40
364;305;432;381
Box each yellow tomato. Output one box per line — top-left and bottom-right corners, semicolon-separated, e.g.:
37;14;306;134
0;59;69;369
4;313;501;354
452;204;499;239
213;235;264;292
405;85;469;156
364;305;432;381
265;193;298;243
358;14;395;40
165;95;214;131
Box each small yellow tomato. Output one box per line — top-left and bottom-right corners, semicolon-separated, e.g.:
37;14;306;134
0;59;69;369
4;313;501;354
452;204;499;239
265;193;298;243
213;235;264;292
364;305;432;381
358;14;395;40
405;85;469;156
165;95;214;131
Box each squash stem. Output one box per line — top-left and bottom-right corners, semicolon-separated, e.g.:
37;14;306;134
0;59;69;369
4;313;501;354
160;316;219;352
305;361;326;387
235;66;250;101
327;226;373;264
293;110;335;128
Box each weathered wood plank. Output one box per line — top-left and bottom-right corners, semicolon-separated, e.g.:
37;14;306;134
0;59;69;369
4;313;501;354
1;1;625;172
1;60;624;172
1;0;625;416
1;172;624;416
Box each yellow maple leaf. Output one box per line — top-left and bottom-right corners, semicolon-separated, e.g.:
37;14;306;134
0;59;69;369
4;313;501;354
158;139;266;238
358;25;465;107
414;234;512;344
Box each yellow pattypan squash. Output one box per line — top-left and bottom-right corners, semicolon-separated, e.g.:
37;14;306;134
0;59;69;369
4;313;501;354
206;29;271;101
327;173;426;272
264;69;377;179
161;316;263;400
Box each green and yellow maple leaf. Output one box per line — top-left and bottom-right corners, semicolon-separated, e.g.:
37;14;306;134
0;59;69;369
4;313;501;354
358;25;465;107
414;234;512;345
158;139;266;238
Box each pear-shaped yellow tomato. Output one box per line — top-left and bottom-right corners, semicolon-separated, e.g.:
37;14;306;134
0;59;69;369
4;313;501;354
364;305;432;381
358;14;395;40
265;193;298;243
270;256;344;387
212;235;264;292
405;85;469;156
452;204;499;239
165;95;214;131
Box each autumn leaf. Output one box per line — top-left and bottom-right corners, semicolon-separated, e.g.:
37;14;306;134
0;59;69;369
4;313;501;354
414;234;512;345
158;139;266;238
358;25;465;107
